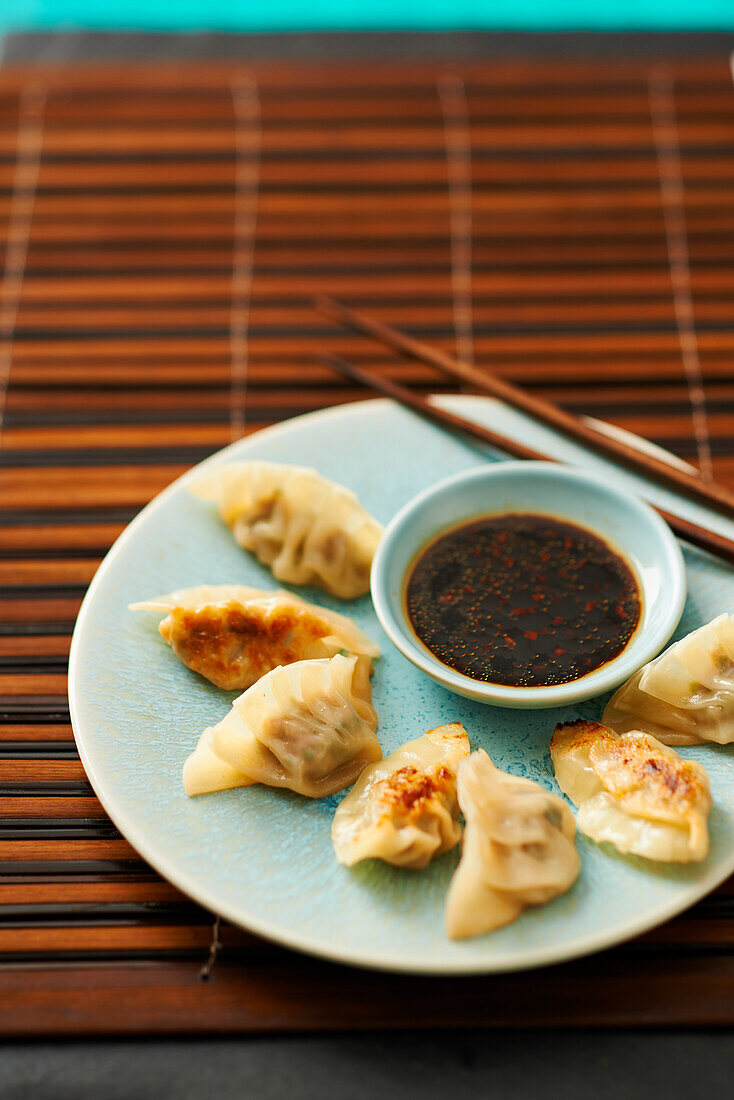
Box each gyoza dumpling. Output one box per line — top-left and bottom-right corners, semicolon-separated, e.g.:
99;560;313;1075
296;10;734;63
445;750;579;940
130;584;380;690
183;654;381;798
603;614;734;746
190;461;383;599
181;718;252;797
551;719;711;862
332;723;470;869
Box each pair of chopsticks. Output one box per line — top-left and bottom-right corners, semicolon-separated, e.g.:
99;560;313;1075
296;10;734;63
315;296;734;568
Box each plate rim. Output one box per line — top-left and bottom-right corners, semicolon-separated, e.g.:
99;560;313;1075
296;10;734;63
68;395;734;975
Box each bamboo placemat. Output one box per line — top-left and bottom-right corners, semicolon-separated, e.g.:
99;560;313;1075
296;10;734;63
2;57;734;1033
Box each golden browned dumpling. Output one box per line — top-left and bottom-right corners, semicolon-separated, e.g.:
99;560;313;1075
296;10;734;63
551;719;711;862
131;585;379;690
332;723;470;869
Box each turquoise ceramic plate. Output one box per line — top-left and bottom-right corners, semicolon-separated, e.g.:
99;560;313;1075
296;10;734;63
69;396;734;974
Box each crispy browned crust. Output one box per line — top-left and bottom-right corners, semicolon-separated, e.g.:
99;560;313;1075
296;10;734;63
551;718;608;755
425;722;469;745
551;719;710;813
162;605;328;691
370;764;456;822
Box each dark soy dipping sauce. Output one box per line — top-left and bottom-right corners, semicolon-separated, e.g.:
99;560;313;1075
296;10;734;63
406;513;641;688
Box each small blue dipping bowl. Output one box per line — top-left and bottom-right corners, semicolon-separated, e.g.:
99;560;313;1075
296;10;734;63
371;462;686;708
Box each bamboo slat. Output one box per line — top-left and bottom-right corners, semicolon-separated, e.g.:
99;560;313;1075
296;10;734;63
1;954;734;1036
0;797;103;817
0;879;186;904
0;725;74;741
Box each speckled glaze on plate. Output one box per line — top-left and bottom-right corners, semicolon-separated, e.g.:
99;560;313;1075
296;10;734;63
69;396;734;974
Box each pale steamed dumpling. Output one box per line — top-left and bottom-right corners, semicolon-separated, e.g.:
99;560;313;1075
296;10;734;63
190;461;383;599
183;654;381;798
182;718;252;797
332;722;470;869
551;720;711;862
445;749;580;940
603;614;734;746
130;584;379;690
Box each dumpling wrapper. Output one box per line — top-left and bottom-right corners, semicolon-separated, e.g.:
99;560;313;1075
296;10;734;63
131;584;379;690
603;613;734;746
182;718;253;797
551;719;711;862
183;654;381;798
190;461;383;599
445;749;579;940
332;722;470;869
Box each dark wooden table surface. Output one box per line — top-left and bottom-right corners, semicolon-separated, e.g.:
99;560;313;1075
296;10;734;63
2;53;734;1034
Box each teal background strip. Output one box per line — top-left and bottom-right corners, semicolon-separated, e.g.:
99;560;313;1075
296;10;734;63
2;0;734;34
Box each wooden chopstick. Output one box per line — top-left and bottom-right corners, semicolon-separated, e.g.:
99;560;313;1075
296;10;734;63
321;352;734;569
316;296;734;521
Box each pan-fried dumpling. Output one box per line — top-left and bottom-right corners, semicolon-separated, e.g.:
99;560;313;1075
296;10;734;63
130;584;380;690
183;654;381;798
190;461;383;599
332;722;470;869
445;750;579;940
551;720;711;862
603;614;734;746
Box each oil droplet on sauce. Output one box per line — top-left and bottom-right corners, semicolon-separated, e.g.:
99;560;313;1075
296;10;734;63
405;513;641;688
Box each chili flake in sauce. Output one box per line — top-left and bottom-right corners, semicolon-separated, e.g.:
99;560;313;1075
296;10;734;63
405;513;641;688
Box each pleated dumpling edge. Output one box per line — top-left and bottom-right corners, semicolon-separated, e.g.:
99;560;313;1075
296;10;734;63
188;461;383;599
183;654;381;799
